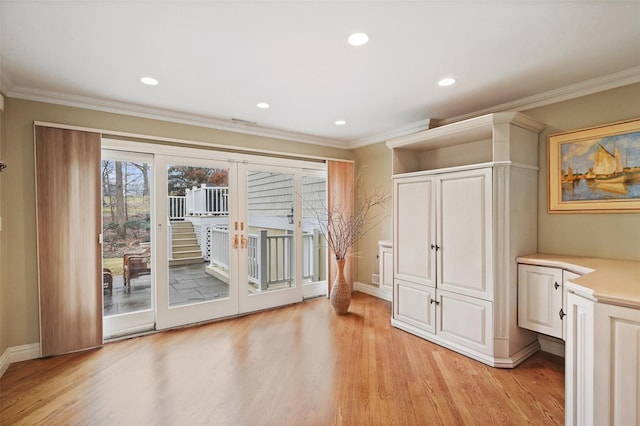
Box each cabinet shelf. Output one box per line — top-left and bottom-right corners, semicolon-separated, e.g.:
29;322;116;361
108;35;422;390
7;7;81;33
387;111;544;174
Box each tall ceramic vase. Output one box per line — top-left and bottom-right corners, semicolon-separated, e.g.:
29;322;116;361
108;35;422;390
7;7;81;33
330;259;351;315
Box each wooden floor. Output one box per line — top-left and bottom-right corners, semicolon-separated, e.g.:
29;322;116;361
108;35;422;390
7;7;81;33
0;292;564;425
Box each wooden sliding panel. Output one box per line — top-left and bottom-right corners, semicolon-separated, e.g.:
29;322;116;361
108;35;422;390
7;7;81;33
35;126;102;357
327;160;354;295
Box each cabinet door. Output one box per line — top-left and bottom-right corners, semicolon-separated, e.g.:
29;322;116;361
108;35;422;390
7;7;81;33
517;264;563;338
437;168;493;300
380;245;393;289
594;302;640;426
394;278;436;334
437;289;493;356
565;291;595;426
393;176;435;287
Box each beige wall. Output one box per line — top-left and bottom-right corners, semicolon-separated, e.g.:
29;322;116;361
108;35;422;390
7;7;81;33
3;82;640;351
524;83;640;261
352;82;640;286
352;141;393;285
1;98;353;349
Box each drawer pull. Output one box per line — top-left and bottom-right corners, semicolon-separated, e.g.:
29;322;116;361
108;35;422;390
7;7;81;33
559;309;566;320
554;282;560;290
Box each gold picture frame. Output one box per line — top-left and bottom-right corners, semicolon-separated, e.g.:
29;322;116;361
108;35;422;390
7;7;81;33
548;118;640;213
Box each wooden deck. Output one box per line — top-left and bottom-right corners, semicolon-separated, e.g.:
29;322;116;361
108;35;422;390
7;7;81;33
1;292;564;425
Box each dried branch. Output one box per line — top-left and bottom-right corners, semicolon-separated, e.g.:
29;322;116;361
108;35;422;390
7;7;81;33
303;177;390;261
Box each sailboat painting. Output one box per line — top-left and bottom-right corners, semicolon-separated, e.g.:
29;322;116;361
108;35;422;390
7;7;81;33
548;118;640;212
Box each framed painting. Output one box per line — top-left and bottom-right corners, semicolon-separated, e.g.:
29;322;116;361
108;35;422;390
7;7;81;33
548;118;640;213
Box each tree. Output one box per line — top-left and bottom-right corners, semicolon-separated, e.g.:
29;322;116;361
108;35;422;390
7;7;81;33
131;163;150;196
167;166;228;195
102;160;115;222
115;161;127;238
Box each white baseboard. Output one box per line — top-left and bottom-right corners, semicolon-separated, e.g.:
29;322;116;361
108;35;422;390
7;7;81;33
537;334;565;358
0;343;41;378
354;281;392;302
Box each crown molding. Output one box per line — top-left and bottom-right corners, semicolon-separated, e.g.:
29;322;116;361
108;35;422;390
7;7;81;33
3;67;639;150
3;84;350;149
351;66;640;146
436;66;640;127
348;118;434;149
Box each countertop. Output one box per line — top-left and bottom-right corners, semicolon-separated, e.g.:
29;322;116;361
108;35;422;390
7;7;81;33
517;253;640;309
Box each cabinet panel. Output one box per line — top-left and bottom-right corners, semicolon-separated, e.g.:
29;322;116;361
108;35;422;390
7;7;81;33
438;289;493;356
594;303;640;426
438;169;492;300
394;279;436;334
380;246;393;289
518;264;563;338
565;292;595;426
393;176;435;286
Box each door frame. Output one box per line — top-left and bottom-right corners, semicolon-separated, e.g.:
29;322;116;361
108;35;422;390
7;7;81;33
101;149;156;339
102;138;326;330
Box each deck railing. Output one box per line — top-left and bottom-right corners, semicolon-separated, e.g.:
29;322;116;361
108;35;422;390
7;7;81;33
208;226;318;291
168;196;186;220
170;186;229;220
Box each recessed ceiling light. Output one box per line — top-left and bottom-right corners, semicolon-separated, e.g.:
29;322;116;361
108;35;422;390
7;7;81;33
438;77;456;87
256;102;270;109
140;76;159;86
335;120;347;126
348;33;369;47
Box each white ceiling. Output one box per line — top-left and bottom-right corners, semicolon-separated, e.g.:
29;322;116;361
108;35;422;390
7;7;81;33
1;1;640;149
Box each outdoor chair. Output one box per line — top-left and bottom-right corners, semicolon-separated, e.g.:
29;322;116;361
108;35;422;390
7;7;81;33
123;246;151;287
103;268;113;293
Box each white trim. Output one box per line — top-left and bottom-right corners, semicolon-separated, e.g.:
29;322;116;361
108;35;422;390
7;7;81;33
391;318;539;368
349;119;434;149
436;66;640;127
13;86;347;148
354;282;392;302
303;281;328;299
101;138;328;171
7;67;639;148
35;121;353;165
538;334;565;358
0;343;41;378
391;161;508;179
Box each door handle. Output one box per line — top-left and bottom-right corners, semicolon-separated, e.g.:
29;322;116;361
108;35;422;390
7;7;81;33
241;235;247;249
430;244;440;251
554;282;560;290
233;234;240;249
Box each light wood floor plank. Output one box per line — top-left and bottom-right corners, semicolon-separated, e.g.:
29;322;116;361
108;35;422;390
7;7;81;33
0;292;564;425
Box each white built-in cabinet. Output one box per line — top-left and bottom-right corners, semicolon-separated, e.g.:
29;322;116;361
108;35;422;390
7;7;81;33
565;284;640;426
388;112;545;368
517;264;581;340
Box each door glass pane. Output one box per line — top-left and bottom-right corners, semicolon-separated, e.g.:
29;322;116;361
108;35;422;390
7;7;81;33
302;173;328;298
102;159;152;316
245;171;295;293
167;164;231;307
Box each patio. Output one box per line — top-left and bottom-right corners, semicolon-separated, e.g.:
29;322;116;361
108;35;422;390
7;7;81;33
103;262;230;316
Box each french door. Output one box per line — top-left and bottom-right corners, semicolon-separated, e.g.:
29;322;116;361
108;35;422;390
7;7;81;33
155;156;307;328
102;139;325;333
